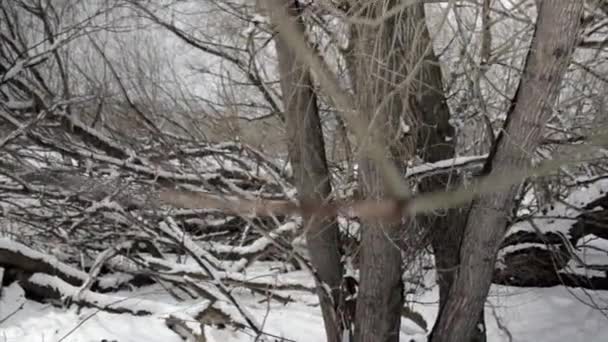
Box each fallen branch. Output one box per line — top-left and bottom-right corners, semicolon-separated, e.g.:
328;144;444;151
18;273;207;340
0;238;87;286
139;255;316;292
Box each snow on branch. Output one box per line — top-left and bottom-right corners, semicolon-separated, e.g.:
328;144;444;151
19;273;208;341
405;154;487;179
0;238;88;286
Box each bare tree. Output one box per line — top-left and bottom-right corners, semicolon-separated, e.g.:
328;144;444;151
430;1;584;341
345;1;421;340
396;2;488;341
270;1;347;341
5;1;608;341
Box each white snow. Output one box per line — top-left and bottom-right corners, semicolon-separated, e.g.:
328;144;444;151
3;99;34;110
406;154;487;178
251;14;267;24
3;277;608;341
97;273;135;290
0;238;88;283
497;242;548;260
400;117;411;134
200;220;299;256
508;178;608;237
564;234;608;278
0;283;183;342
29;273;187;316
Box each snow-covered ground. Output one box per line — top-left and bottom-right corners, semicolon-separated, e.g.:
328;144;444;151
2;277;607;342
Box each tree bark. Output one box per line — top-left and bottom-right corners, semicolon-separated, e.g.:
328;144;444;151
398;3;487;341
347;1;420;341
345;1;484;340
430;2;583;342
271;2;346;341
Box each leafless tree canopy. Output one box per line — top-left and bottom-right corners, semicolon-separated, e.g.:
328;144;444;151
1;0;608;341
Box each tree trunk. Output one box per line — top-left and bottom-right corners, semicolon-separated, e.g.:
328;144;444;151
355;162;408;342
430;2;583;342
272;2;346;341
399;3;487;341
347;1;420;341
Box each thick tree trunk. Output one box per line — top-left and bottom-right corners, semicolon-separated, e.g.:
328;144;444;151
430;2;583;342
272;2;346;341
355;162;408;342
400;3;487;341
347;1;421;341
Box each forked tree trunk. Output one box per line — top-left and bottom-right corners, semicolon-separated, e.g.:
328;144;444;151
430;2;583;342
401;3;487;341
271;1;346;341
346;1;485;340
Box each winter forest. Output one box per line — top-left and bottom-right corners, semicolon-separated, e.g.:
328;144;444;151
1;0;607;341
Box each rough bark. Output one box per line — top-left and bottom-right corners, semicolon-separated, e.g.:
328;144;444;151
347;1;420;341
399;3;487;341
430;2;584;342
345;1;484;340
271;2;346;341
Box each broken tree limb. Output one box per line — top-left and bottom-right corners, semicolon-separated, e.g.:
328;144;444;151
0;238;87;286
